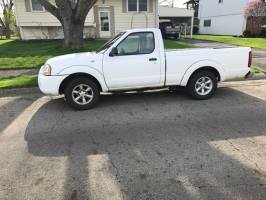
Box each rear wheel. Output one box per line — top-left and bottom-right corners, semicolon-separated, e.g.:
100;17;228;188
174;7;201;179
186;70;217;100
64;77;100;110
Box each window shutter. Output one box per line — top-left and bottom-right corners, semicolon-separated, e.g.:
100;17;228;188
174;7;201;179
122;0;127;13
149;0;153;13
25;0;31;12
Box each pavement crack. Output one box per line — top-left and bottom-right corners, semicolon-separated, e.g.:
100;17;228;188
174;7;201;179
89;134;99;146
197;182;266;189
109;157;125;200
109;157;120;180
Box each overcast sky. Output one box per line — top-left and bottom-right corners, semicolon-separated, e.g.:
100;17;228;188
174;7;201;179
160;0;188;8
176;0;187;8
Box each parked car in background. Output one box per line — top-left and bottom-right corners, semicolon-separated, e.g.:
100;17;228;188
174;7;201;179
38;28;252;110
159;21;180;39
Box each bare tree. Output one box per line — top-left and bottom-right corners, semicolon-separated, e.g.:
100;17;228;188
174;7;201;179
0;0;14;39
159;0;199;8
184;0;199;9
159;0;175;7
37;0;97;48
244;0;266;36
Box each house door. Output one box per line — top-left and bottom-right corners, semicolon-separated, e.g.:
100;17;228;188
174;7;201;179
99;9;111;38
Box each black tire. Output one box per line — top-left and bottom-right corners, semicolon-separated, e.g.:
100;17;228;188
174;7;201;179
64;77;100;110
186;70;217;100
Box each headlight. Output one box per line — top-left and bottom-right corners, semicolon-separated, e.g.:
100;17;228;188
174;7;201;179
42;64;52;76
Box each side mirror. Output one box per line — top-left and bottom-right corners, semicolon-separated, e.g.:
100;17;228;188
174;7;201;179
109;47;118;57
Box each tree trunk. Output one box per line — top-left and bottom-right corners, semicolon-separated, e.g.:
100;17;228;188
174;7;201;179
63;18;85;49
5;30;11;39
0;17;10;39
247;16;263;36
38;0;97;49
253;17;262;36
5;22;11;39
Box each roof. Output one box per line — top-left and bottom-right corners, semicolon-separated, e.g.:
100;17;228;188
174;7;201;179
159;6;194;18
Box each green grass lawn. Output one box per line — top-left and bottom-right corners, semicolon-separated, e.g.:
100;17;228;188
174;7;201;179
0;75;38;89
0;39;106;70
164;40;195;49
251;66;266;74
192;35;266;50
0;38;194;70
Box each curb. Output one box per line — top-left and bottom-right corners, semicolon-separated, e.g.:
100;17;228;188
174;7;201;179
245;73;266;81
0;87;42;97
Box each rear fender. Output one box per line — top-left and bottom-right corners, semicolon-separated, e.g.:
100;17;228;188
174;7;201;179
180;60;225;86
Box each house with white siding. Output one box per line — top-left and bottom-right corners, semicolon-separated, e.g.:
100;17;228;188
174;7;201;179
14;0;158;40
198;0;251;35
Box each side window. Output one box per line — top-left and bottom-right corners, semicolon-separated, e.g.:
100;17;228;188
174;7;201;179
116;32;155;56
127;0;148;12
128;0;137;11
31;0;45;12
139;0;148;11
204;20;211;27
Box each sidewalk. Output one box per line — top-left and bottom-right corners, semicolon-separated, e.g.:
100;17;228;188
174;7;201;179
0;68;39;78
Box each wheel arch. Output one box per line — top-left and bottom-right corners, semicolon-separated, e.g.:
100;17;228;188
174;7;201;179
189;66;221;81
180;60;225;87
59;73;103;94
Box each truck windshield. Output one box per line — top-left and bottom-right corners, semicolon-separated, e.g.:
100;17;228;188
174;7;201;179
96;32;125;53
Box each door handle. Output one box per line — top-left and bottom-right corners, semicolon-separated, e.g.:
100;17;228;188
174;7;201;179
149;58;157;61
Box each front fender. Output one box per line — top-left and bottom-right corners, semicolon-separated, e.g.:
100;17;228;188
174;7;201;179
180;60;225;86
58;65;109;92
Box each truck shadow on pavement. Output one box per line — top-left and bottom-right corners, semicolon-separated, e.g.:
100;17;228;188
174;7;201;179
24;88;266;200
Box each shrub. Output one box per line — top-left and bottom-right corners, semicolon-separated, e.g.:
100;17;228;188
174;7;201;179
243;30;255;37
260;28;266;37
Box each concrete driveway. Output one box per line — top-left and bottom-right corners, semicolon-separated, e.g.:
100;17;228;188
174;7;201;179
183;39;266;71
1;80;266;200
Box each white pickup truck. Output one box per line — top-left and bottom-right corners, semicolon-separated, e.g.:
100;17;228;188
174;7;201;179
38;28;252;110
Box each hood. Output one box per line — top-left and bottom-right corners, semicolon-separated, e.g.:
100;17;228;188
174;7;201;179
45;52;102;75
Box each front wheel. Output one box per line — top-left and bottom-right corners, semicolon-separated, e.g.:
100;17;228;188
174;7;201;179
64;77;100;110
186;70;217;100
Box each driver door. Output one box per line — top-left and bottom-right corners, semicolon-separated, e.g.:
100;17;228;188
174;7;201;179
102;32;162;90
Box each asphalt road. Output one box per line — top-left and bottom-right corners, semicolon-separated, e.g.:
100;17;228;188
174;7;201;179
1;80;266;200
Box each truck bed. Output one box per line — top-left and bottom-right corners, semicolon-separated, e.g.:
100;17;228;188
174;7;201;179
165;47;251;86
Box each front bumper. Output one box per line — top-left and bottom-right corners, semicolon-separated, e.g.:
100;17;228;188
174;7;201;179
38;74;67;96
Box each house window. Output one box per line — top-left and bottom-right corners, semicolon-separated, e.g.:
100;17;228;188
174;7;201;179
139;0;148;11
31;0;45;12
100;11;110;31
204;20;211;27
128;0;148;12
128;0;137;11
